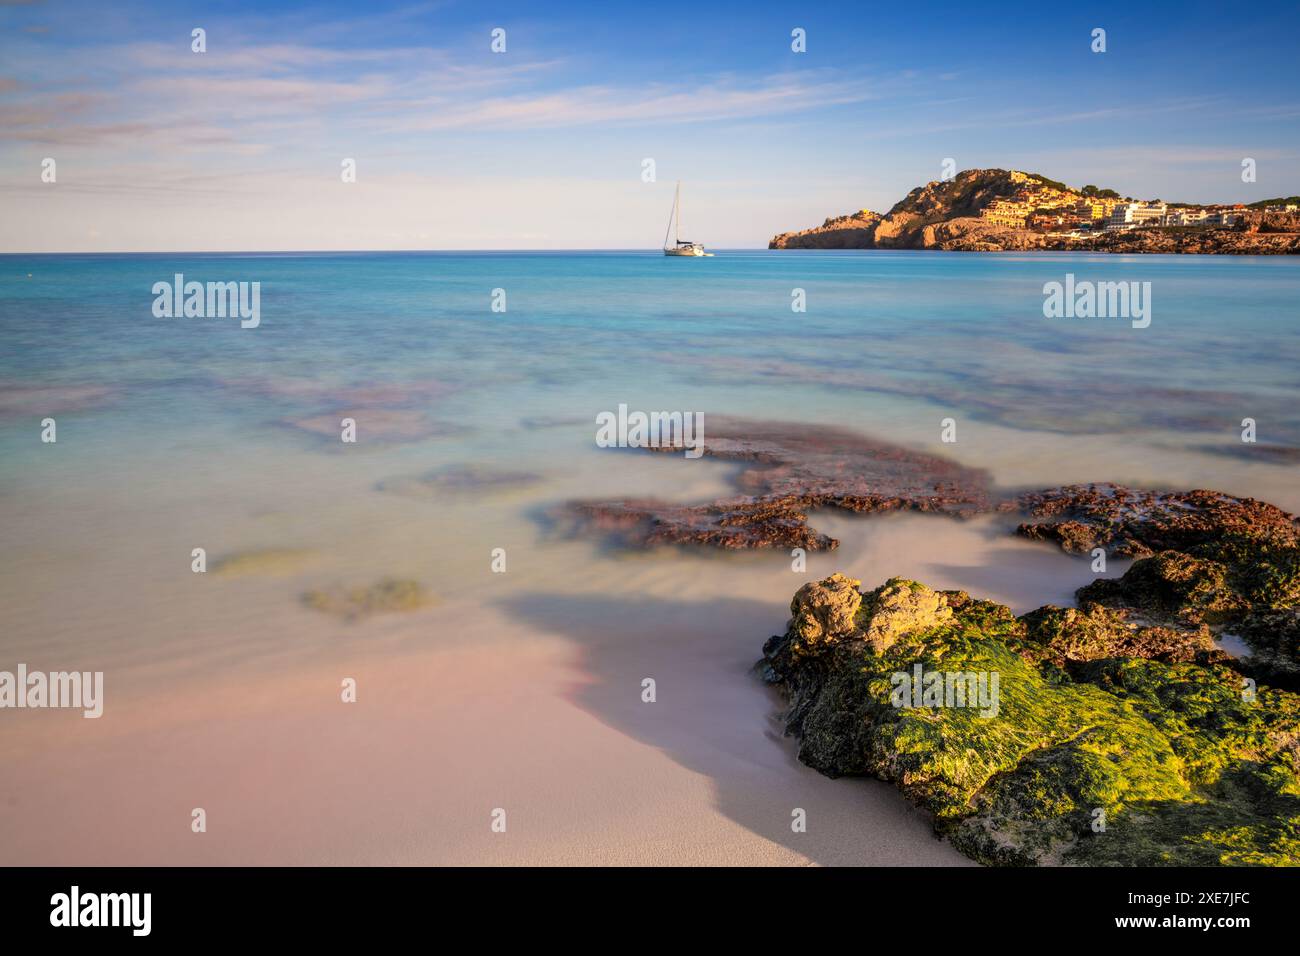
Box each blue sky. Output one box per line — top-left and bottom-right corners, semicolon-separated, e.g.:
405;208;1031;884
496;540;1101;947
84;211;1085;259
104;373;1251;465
2;0;1298;250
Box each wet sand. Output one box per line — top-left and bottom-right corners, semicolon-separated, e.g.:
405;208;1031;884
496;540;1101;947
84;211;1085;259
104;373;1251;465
0;507;1135;866
0;596;971;866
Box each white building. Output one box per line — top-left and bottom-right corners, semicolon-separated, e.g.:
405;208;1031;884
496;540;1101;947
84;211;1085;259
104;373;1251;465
1163;208;1210;226
1106;202;1167;231
1204;211;1239;227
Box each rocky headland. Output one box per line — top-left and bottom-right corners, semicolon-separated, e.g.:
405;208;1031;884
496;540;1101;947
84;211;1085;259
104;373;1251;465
769;169;1300;253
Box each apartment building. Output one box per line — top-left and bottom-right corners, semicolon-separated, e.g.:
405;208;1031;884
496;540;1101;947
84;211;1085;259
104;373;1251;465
1106;202;1167;231
979;199;1031;228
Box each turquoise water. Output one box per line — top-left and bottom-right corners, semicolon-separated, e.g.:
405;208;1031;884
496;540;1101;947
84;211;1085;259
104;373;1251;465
3;250;1298;448
1;250;1298;670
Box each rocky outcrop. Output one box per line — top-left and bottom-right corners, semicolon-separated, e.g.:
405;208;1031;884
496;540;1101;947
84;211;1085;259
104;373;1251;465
557;418;991;550
769;211;882;249
567;425;1300;684
1015;483;1300;685
1080;226;1300;254
769;168;1300;253
1019;604;1223;666
788;573;863;649
762;573;1300;866
1238;210;1300;234
1012;483;1300;556
564;495;836;552
861;578;954;652
771;169;1043;251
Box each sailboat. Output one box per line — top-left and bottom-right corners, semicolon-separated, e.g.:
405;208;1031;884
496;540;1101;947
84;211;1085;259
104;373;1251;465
663;182;712;256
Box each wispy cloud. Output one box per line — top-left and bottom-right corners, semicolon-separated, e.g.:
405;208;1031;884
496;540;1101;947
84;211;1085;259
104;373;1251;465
0;24;906;156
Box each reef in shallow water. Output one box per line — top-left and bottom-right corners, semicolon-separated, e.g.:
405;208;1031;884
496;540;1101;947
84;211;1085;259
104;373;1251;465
559;418;991;550
761;573;1300;866
301;578;434;621
1016;483;1300;686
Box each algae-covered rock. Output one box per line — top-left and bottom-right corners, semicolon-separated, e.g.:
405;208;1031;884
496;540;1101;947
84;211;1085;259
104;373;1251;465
788;573;862;649
1017;484;1300;683
301;577;434;621
1077;551;1246;626
1235;609;1300;685
762;572;1300;866
1019;603;1221;666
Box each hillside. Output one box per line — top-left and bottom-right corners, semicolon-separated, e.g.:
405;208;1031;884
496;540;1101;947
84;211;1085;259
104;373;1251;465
769;169;1300;253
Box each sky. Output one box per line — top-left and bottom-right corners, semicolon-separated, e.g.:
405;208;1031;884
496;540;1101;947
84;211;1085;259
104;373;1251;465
1;0;1298;251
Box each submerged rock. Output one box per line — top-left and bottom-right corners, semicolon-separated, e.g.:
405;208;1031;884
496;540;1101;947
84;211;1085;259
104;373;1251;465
762;573;1300;866
563;495;837;551
0;382;118;417
212;548;318;578
562;418;991;550
377;464;542;498
301;578;434;621
569;421;1298;682
282;409;466;445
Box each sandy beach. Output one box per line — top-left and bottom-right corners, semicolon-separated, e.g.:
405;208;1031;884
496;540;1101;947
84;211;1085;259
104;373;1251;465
0;589;976;866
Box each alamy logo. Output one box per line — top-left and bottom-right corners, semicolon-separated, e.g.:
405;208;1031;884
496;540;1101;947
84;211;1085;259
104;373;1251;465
1042;273;1151;328
595;404;704;459
890;664;1000;718
151;274;261;328
50;886;150;936
0;664;103;718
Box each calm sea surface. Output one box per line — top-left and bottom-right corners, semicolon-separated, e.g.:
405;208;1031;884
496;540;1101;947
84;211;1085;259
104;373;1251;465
2;250;1298;672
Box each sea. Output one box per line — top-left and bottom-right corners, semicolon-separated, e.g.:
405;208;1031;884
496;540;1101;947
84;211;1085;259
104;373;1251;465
2;249;1298;670
1;250;1297;864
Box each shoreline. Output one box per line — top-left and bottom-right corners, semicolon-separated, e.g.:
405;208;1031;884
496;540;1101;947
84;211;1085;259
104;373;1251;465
0;595;972;867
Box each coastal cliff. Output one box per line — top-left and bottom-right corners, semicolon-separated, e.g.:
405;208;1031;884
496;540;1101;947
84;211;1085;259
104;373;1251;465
770;168;1300;253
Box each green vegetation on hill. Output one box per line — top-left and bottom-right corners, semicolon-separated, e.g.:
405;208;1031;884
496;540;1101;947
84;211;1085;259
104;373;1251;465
1025;172;1070;192
1247;196;1300;209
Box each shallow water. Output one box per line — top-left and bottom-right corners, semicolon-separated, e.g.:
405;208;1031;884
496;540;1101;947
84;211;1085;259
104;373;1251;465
0;250;1296;863
2;250;1297;668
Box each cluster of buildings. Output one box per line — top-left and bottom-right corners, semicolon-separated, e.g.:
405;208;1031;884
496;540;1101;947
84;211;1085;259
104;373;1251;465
979;195;1250;234
976;172;1269;235
1100;202;1245;232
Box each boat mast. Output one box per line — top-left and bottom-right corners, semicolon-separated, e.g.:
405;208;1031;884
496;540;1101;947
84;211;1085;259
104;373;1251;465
663;182;679;250
676;182;681;245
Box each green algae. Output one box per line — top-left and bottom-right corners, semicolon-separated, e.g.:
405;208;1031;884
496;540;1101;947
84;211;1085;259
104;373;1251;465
301;577;434;621
211;548;318;578
764;574;1300;866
